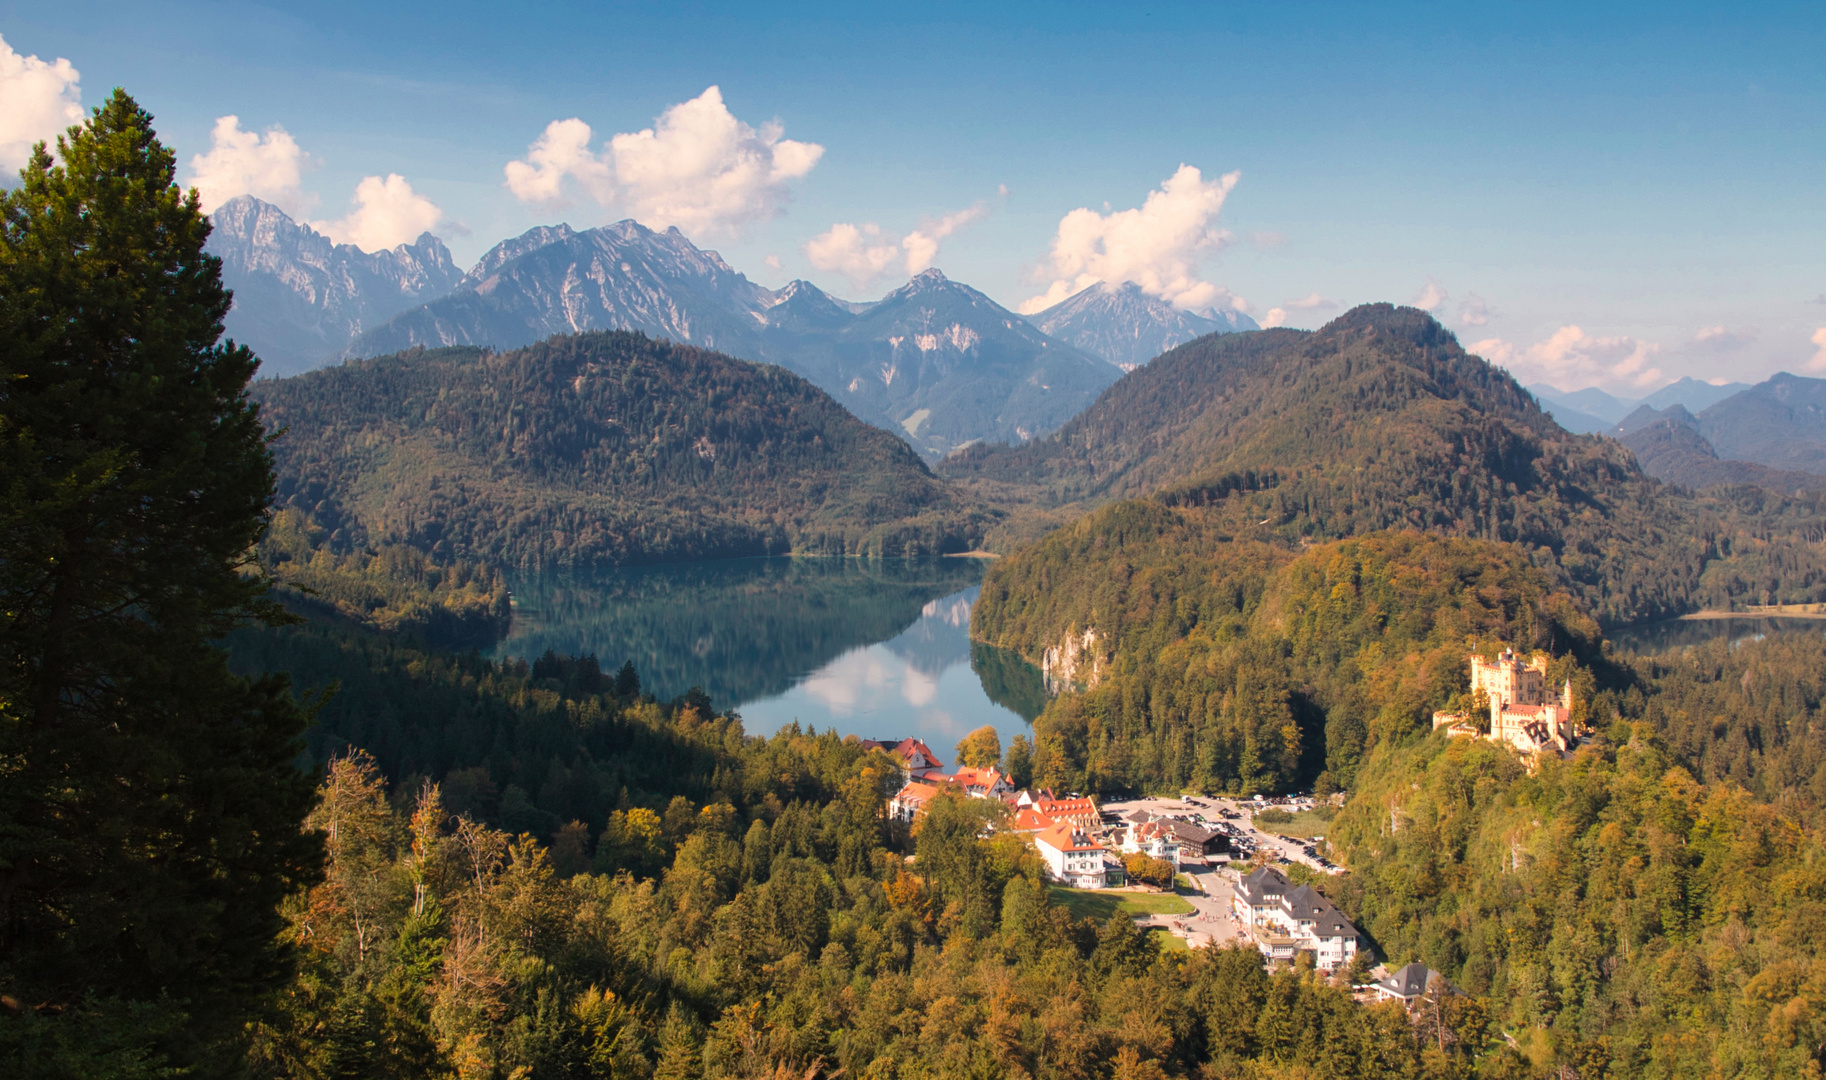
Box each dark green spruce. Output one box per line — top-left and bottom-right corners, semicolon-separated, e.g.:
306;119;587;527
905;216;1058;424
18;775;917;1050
0;91;321;1077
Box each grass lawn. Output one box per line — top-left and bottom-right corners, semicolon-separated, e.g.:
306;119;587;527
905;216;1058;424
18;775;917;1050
1253;809;1335;838
1048;887;1195;921
1145;927;1190;952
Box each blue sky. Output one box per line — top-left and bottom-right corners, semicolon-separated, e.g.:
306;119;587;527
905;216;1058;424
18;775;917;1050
2;0;1822;392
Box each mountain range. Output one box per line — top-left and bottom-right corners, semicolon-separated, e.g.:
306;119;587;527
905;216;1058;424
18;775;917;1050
1025;280;1258;370
1608;372;1826;490
211;198;1250;457
1528;376;1749;434
209;195;464;376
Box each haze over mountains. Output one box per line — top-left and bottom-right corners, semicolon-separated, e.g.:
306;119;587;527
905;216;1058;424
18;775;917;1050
1607;372;1826;491
211;198;1251;457
1529;377;1750;434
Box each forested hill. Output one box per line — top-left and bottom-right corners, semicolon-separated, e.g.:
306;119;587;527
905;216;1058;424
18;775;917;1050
255;331;994;571
957;304;1826;627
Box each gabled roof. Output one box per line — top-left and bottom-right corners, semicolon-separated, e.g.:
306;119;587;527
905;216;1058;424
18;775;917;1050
891;738;943;769
1379;962;1439;999
1164;820;1220;844
893;779;946;805
1036;823;1103;853
1236;865;1290;904
1037;797;1097;817
1009;808;1055;832
950;765;1009;790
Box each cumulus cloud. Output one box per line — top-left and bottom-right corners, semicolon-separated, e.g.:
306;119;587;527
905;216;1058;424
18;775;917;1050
804;222;904;287
187;115;315;215
503;86;823;236
764;254;782;270
1469;325;1663;389
804;201;991;288
1810;328;1826;372
502;117;613;205
310;174;443;252
0;34;82;173
1457;293;1494;327
1690;325;1759;353
1259;293;1337;330
1413;280;1448;312
1020;164;1239;315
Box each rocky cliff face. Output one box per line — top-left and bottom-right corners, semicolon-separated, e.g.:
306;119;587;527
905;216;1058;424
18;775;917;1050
208;196;462;376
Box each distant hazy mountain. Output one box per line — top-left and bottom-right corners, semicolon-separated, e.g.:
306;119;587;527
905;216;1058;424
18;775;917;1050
1027;281;1256;370
1639;376;1751;414
1531;377;1750;435
1607;374;1826;490
1613;408;1826;493
346;224;1117;458
208;196;462;377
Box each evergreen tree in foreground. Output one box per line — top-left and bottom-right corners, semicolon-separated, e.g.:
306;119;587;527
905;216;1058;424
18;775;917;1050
0;90;321;1076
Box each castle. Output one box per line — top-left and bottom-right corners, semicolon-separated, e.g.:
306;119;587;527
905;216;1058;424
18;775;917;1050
1433;648;1576;757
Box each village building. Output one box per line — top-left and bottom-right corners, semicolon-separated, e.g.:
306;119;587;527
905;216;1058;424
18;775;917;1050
1232;865;1360;972
1370;962;1455;1009
1432;648;1576;758
1034;796;1100;831
1120;819;1183;866
887;778;947;823
1035;823;1124;889
950;765;1014;800
860;737;946;780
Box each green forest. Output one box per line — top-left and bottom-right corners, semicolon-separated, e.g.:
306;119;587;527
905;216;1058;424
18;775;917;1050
11;91;1826;1080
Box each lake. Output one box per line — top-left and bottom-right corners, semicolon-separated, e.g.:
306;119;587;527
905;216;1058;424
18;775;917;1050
1607;615;1826;654
491;557;1044;758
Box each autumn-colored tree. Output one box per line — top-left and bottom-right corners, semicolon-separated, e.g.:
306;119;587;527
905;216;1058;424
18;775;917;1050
955;725;1003;769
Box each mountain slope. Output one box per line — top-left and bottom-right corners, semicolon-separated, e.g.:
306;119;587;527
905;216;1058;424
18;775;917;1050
961;305;1826;632
209;196;462;376
255;331;992;568
1694;371;1826;474
1026;281;1253;370
347;223;1115;458
1530;378;1750;435
779;269;1120;457
1614;411;1826;493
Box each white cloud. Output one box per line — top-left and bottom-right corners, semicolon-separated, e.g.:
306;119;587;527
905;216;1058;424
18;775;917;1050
763;254;782;271
1259;293;1336;330
1470;325;1663;389
1457;293;1494;327
1249;230;1288;250
187;115;315;215
310;174;443;252
805;201;991;288
1414;280;1448;312
804;222;904;287
902;202;989;274
0;34;82;173
504;86;824;237
1020;164;1239;315
502;117;613;205
1809;328;1826;372
1690;325;1759;353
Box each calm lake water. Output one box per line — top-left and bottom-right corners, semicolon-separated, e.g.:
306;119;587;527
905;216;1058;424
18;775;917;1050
491;557;1043;755
1607;616;1826;654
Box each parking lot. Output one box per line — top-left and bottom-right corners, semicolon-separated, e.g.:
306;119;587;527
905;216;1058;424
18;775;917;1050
1099;794;1341;875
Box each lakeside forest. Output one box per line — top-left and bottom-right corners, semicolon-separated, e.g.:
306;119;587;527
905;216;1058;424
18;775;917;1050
9;94;1826;1080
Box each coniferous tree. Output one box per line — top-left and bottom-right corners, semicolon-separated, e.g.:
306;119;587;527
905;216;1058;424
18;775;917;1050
0;90;321;1075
